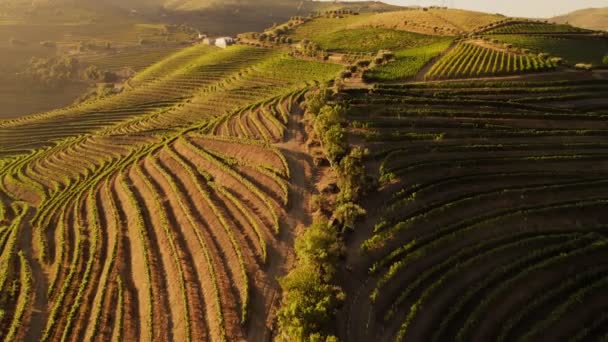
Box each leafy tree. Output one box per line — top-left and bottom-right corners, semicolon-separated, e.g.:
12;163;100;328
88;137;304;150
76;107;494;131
278;220;344;341
295;221;344;280
277;265;342;341
333;202;366;230
305;87;332;116
337;147;367;202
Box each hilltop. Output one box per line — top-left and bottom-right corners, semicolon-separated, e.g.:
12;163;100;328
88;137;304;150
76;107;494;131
552;7;608;32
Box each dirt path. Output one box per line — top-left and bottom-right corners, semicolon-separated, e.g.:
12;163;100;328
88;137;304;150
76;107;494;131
246;102;316;341
19;208;49;342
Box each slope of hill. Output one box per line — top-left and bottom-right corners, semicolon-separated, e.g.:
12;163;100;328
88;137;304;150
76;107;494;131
339;78;608;342
347;8;507;35
0;43;341;341
2;4;608;342
552;7;608;31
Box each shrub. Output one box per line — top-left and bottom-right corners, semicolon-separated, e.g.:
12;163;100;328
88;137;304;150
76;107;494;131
338;70;352;79
356;60;371;68
575;63;593;71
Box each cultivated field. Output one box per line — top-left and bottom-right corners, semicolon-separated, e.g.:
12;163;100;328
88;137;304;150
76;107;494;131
0;42;340;341
2;3;608;341
340;79;608;341
425;40;556;80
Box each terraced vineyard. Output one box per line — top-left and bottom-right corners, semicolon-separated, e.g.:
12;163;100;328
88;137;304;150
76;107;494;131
0;45;339;154
2;4;608;342
0;43;340;341
79;45;187;72
347;8;505;35
484;21;591;34
426;41;556;80
340;79;608;341
488;35;608;66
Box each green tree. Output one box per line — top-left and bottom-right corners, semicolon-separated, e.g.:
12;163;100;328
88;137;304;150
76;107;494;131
333;202;366;230
295;221;344;280
278;220;345;341
277;265;342;341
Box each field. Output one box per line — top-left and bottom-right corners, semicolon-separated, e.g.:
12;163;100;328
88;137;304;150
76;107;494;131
364;39;453;81
0;43;341;341
340;79;608;341
487;35;608;66
296;27;446;53
425;41;556;80
286;8;507;53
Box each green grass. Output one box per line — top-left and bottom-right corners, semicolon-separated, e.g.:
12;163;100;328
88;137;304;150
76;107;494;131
364;39;453;81
489;35;608;66
288;15;445;53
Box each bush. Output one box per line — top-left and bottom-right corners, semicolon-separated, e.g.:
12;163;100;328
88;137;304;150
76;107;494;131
356;60;371;68
575;63;593;71
339;70;352;79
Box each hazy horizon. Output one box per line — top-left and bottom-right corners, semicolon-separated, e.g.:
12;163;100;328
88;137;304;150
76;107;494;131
322;0;607;18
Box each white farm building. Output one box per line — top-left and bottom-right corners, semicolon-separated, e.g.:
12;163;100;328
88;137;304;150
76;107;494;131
215;37;236;49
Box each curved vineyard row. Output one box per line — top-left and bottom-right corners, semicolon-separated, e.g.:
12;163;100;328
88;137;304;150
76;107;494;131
0;42;339;341
425;41;556;80
340;79;608;341
484;21;591;35
0;133;291;341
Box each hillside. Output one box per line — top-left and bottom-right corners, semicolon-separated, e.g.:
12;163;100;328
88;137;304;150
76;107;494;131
0;43;341;341
1;4;608;342
552;7;608;32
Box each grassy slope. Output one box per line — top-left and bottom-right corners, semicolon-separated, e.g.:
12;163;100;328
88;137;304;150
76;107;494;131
552;7;608;31
347;8;505;34
288;14;449;53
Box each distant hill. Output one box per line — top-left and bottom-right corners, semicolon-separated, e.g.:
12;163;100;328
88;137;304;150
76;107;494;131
551;7;608;31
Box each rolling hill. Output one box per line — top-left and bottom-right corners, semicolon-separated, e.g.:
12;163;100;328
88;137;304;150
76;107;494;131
552;7;608;32
1;3;608;342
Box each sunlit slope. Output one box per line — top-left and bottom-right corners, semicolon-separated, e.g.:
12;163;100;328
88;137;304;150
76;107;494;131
0;44;340;154
342;79;608;341
552;7;608;32
346;8;506;35
0;41;340;341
